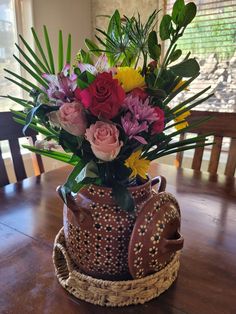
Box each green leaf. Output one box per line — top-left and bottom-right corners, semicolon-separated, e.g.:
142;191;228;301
169;86;212;114
151;142;213;160
160;14;172;40
76;49;93;64
64;160;97;194
4;76;31;93
13;55;48;88
58;30;64;72
169;49;182;63
5;68;45;92
31;27;51;73
112;181;135;212
13;117;53;137
172;0;185;25
75;161;99;184
3;95;32;108
85;39;101;57
148;31;161;61
22;145;77;165
59;129;79;153
170;58;200;77
76;70;96;89
144;115;213;159
43;25;55;73
107;10;121;40
172;92;214;120
66;34;72;64
19;35;49;73
15;43;44;77
165;116;212;140
11;109;37;122
164;74;199;105
181;3;197;27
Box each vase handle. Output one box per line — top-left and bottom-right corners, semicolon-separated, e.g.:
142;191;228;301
151;175;166;192
162;232;184;253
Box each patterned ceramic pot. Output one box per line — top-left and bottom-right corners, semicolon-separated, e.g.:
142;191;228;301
57;175;183;281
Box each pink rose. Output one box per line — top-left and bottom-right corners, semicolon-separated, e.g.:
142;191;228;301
151;107;165;134
85;121;123;161
58;101;87;136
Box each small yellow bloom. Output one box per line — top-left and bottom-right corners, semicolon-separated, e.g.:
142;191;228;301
125;150;150;179
172;80;189;92
174;107;191;130
114;67;145;92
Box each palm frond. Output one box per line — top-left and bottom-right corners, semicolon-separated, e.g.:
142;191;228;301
66;34;72;64
58;30;64;72
43;26;55;73
19;34;49;73
31;27;51;72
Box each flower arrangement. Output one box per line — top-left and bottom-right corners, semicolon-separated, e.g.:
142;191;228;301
4;0;213;211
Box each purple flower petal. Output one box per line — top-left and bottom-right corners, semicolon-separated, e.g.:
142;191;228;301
133;135;147;144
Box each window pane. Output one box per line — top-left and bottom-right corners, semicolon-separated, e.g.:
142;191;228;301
166;0;236;112
0;0;22;112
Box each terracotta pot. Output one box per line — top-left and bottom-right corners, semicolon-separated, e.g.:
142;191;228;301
57;175;183;280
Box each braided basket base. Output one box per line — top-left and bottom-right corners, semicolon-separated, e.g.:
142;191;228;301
53;227;180;307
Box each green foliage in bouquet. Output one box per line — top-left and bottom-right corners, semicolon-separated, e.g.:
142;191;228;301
3;0;214;211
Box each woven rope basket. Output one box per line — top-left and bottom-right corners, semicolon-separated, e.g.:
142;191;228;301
53;228;181;307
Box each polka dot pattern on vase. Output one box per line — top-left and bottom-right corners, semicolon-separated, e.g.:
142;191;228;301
128;192;183;279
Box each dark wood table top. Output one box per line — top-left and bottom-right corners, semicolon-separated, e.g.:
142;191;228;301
0;163;236;314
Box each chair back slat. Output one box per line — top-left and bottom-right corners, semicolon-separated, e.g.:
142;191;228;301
208;136;223;174
175;133;186;167
8;138;27;181
0;111;44;186
225;138;236;177
31;135;45;175
0;146;9;186
176;110;236;177
191;142;205;171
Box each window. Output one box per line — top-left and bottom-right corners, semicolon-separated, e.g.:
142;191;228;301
165;0;236;112
0;0;22;112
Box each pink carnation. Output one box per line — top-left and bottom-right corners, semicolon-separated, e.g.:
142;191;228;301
85;121;123;161
58;101;87;136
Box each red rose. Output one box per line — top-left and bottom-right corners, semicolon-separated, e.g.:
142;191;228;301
151;107;165;134
130;88;148;102
74;87;82;101
79;72;125;119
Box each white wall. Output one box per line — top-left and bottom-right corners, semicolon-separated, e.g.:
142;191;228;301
31;0;92;61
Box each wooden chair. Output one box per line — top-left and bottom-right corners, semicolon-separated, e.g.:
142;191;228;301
175;110;236;177
0;111;44;187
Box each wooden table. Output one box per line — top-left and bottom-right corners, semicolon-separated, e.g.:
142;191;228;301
0;164;236;314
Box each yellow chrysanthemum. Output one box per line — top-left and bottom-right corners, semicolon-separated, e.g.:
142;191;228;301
172;80;190;92
125;150;150;179
114;67;145;92
174;108;191;130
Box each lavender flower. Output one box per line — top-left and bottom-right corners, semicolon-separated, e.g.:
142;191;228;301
122;95;158;123
42;64;77;105
121;112;148;144
121;95;159;144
